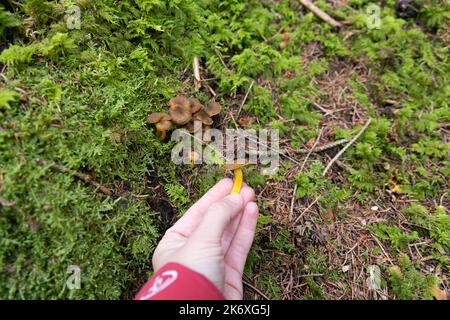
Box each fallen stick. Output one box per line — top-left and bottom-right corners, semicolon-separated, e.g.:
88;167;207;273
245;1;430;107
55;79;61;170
296;138;348;154
299;127;323;172
0;197;16;207
293;195;321;224
192;56;201;91
322;118;372;176
236;80;255;118
243;279;270;300
299;0;342;28
36;159;113;196
289;183;298;222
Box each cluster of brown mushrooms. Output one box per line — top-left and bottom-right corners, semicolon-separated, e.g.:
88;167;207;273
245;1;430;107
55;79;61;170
147;95;244;194
147;96;222;140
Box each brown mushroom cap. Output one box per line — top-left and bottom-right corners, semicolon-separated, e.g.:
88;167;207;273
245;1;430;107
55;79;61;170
194;109;213;126
169;96;192;125
147;112;171;124
169;96;191;109
155;120;172;132
170;104;192;125
204;101;222;117
189;98;203;113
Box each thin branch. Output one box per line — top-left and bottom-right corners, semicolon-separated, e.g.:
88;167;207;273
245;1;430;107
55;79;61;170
206;84;216;97
295;138;348;154
371;233;394;265
312;102;332;115
243;280;270;300
236;80;255;118
322;118;371;176
299;0;342;28
214;47;231;71
299;128;323;172
0;197;16;207
289;183;298;222
293;195;321;224
36;159;113;196
192;56;201;91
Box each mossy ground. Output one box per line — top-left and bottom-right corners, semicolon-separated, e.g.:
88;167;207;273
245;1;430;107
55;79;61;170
0;0;449;299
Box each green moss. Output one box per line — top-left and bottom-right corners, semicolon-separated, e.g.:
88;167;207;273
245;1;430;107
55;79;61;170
1;0;448;299
388;254;437;300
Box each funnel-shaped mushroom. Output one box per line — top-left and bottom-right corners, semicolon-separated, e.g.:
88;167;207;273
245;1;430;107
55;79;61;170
147;112;172;140
189;98;203;114
147;112;171;124
194;109;213;126
169;96;192;125
155;120;172;140
204;101;222;117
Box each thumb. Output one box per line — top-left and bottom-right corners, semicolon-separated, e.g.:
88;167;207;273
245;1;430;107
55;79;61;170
190;194;244;243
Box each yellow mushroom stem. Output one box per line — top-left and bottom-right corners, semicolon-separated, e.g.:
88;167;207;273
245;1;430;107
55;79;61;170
157;130;166;140
231;168;243;194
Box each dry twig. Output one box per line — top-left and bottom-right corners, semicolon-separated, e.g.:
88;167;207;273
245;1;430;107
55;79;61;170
289;183;298;222
296;138;348;154
322;118;371;176
299;0;342;28
243;279;270;300
236;80;255;118
0;197;16;207
36;159;113;196
192;56;201;91
293;195;321;224
299;128;323;172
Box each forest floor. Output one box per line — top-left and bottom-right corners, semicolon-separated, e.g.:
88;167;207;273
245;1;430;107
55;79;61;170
0;0;449;299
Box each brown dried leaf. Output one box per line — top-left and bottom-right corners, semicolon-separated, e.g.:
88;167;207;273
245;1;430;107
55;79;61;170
431;286;448;300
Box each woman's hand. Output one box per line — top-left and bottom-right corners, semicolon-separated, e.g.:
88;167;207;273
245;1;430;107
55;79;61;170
152;178;259;300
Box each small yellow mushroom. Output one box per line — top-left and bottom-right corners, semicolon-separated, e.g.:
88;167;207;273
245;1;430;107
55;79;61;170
147;112;172;140
231;168;243;194
147;112;171;124
155;120;172;140
224;163;247;194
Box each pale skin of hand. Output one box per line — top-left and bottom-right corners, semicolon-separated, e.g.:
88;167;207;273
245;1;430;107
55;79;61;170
152;178;259;300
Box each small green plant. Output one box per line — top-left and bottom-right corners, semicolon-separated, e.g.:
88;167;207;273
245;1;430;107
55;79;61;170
372;223;419;250
388;254;437;300
0;5;21;40
403;204;450;255
164;183;190;210
272;229;295;253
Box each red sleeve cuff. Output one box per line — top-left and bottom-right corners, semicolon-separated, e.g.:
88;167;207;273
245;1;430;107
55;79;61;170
135;263;225;300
